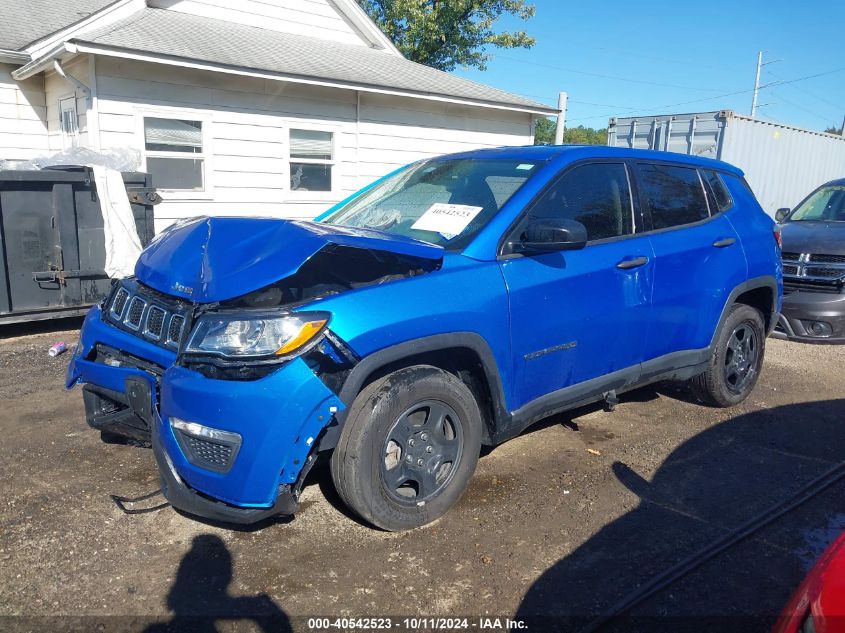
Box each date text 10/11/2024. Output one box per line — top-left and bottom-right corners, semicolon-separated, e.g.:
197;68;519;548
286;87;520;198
306;617;528;631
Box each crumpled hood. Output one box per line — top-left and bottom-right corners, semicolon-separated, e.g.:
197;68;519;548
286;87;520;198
135;217;443;303
780;221;845;256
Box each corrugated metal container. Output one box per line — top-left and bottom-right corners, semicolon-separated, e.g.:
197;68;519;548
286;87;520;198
607;110;845;216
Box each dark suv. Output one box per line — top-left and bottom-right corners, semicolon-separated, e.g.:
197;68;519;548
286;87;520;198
68;146;782;531
775;179;845;343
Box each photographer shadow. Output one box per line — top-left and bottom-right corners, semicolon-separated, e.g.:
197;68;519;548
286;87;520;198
145;534;291;633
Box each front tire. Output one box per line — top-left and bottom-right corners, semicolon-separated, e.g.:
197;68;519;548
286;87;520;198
331;365;482;531
690;303;766;407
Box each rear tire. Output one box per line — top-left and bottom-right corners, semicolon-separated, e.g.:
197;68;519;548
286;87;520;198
690;303;766;407
331;365;482;531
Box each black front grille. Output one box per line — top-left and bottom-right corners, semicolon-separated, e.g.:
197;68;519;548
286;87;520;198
806;266;845;279
185;436;234;469
145;306;166;339
168;315;185;345
106;282;192;350
784;281;841;294
126;297;146;329
111;288;130;318
781;252;845;284
810;254;845;264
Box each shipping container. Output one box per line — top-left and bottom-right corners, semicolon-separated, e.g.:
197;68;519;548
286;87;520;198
607;110;845;217
0;167;157;325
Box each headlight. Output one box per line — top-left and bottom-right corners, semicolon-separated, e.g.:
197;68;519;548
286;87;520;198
185;311;329;360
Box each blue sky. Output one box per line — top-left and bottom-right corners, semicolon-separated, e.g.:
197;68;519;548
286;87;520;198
452;0;845;132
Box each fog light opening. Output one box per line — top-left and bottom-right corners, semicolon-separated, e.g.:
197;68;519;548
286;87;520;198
170;418;242;473
804;321;832;338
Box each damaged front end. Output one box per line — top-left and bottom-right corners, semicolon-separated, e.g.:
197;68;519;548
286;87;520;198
66;217;443;523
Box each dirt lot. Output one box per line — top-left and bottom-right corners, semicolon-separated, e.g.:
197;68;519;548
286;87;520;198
1;318;844;632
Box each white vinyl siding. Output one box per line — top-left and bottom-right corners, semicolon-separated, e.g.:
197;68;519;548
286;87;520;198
92;57;533;231
150;0;368;46
0;63;49;161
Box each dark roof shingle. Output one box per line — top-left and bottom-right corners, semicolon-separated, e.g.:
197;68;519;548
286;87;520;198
75;8;554;113
0;0;115;51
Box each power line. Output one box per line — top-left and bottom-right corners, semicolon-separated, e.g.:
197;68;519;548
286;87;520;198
564;64;845;124
495;54;737;93
767;67;843;113
768;90;837;124
586;46;744;72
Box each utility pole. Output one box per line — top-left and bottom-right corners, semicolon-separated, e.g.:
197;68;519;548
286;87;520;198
751;52;780;118
751;51;763;118
554;91;568;144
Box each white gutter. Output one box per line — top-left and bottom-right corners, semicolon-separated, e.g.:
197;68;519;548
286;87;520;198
0;49;30;65
11;43;71;80
66;42;558;116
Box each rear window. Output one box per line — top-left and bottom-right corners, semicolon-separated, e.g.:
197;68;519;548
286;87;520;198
637;163;710;229
703;170;733;212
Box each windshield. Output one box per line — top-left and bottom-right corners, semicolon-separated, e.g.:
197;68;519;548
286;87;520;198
321;159;541;250
790;185;845;222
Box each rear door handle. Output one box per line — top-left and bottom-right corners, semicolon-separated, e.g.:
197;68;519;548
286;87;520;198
616;256;649;270
712;237;737;248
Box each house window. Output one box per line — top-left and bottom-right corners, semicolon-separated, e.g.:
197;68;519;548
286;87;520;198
290;129;333;192
59;97;78;148
143;117;205;191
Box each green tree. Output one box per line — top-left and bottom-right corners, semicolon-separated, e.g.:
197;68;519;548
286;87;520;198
534;117;556;144
534;118;607;146
825;125;843;135
357;0;535;71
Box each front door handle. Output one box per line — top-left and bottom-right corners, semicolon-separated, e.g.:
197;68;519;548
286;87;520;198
712;237;737;248
616;256;649;270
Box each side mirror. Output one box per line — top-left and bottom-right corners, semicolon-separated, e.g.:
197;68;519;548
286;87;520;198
775;208;790;222
519;218;588;254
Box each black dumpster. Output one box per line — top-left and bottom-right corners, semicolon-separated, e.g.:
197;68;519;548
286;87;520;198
0;167;158;324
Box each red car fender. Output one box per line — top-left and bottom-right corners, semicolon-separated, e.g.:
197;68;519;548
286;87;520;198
775;530;845;633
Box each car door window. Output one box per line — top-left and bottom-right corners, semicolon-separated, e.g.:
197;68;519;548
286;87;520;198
702;170;734;213
637;163;710;229
522;163;634;242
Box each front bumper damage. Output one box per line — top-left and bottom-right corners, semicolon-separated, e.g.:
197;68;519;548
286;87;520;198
67;305;345;523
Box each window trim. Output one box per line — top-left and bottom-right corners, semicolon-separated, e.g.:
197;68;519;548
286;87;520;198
700;168;735;215
136;109;213;201
287;125;338;202
631;160;715;235
498;159;639;257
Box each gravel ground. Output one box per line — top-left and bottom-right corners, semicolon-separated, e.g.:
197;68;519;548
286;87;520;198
1;319;844;632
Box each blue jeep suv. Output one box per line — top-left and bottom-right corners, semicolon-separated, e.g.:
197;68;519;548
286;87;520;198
67;146;782;531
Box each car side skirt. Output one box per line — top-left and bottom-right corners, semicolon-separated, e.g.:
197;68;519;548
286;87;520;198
325;275;778;449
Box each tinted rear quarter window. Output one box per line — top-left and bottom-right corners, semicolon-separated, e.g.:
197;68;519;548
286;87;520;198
703;170;733;212
637;163;710;230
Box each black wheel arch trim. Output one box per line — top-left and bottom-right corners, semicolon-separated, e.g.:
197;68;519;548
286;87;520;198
711;275;780;341
320;332;511;450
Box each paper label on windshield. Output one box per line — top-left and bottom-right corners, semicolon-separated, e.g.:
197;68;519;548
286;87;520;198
411;203;484;239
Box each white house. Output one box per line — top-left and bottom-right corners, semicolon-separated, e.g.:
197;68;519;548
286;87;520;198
0;0;555;230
